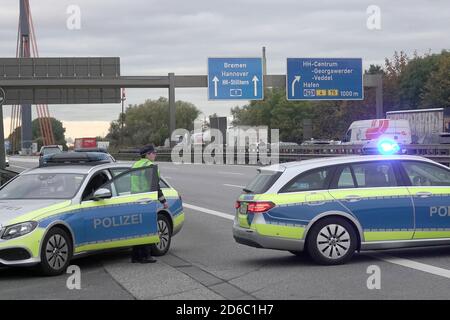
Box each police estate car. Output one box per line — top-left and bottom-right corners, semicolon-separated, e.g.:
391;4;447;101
234;155;450;265
0;163;184;275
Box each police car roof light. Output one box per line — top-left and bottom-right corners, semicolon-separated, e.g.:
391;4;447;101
377;139;400;155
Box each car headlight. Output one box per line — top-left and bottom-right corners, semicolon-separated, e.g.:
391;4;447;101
2;222;38;240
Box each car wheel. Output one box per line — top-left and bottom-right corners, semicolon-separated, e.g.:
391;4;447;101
39;227;73;276
306;217;357;265
150;214;172;256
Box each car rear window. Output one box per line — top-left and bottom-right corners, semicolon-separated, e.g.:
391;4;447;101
244;170;281;194
42;147;61;156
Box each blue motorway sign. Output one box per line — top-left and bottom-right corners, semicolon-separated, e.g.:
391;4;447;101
287;58;363;100
208;58;263;100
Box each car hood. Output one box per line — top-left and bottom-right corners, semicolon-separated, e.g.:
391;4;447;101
0;199;72;227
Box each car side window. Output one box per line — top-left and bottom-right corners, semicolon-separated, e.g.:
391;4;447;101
101;166;158;197
402;161;450;186
281;167;333;193
336;166;356;188
160;178;169;189
82;171;110;201
110;168;129;177
351;162;397;188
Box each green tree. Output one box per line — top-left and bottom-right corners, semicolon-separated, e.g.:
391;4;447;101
107;97;201;147
8;118;67;152
398;51;441;109
383;51;409;111
420;51;450;108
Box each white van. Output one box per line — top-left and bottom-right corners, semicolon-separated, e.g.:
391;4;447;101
342;119;411;145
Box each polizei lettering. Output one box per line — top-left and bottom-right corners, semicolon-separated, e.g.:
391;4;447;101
430;206;450;217
93;214;143;229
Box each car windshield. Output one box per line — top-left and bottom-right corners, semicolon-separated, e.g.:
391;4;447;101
0;173;86;199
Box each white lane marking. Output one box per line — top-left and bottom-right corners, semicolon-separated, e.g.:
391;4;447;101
223;184;245;189
165;162;256;169
9;157;39;163
9;164;29;170
368;253;450;279
218;171;244;176
157;166;180;171
184;203;234;221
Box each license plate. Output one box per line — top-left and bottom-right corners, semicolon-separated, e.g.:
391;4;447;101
239;202;248;214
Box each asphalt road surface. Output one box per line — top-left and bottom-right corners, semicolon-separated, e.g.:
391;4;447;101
3;157;450;300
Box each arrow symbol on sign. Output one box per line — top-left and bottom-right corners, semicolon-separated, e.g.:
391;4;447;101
252;76;259;97
291;75;301;97
212;76;219;97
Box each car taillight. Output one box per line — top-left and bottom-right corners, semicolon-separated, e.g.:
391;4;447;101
235;201;241;209
247;201;275;213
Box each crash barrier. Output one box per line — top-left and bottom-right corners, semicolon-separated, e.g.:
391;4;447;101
112;144;450;166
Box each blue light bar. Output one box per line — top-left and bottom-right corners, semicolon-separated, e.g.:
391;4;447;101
377;139;400;155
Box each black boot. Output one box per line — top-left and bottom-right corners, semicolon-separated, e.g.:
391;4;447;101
137;256;157;264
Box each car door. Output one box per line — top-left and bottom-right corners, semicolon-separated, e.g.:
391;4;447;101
328;161;415;242
268;166;345;231
400;160;450;240
76;166;160;252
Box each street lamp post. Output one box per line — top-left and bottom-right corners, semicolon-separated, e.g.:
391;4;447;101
120;88;126;145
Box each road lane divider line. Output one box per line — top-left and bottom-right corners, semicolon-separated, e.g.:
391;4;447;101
9;157;39;163
184;203;234;221
219;171;245;176
9;164;29;170
368;253;450;279
223;184;245;189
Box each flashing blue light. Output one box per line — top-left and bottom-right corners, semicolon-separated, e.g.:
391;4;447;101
377;139;400;155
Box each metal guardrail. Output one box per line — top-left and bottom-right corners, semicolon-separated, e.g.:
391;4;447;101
112;144;450;166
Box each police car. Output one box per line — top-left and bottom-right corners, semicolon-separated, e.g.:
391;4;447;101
0;162;184;275
233;154;450;265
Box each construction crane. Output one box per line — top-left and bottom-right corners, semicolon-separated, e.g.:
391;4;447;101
10;0;55;154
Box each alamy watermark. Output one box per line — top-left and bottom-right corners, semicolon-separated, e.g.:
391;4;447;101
66;5;81;30
366;265;381;290
66;265;81;290
366;5;381;30
171;123;279;165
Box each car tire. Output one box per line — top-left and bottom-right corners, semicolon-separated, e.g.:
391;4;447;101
306;217;357;265
150;214;172;256
39;227;73;276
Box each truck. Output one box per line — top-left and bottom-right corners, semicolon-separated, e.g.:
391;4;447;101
342;119;412;145
386;108;450;144
74;137;97;150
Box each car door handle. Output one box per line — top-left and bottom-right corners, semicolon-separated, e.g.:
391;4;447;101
344;195;362;202
415;191;432;198
136;199;153;205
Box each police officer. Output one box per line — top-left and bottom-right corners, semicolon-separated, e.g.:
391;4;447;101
131;144;168;263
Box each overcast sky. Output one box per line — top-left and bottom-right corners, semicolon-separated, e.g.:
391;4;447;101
0;0;449;138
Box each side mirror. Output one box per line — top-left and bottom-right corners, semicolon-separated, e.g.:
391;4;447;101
93;188;112;200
